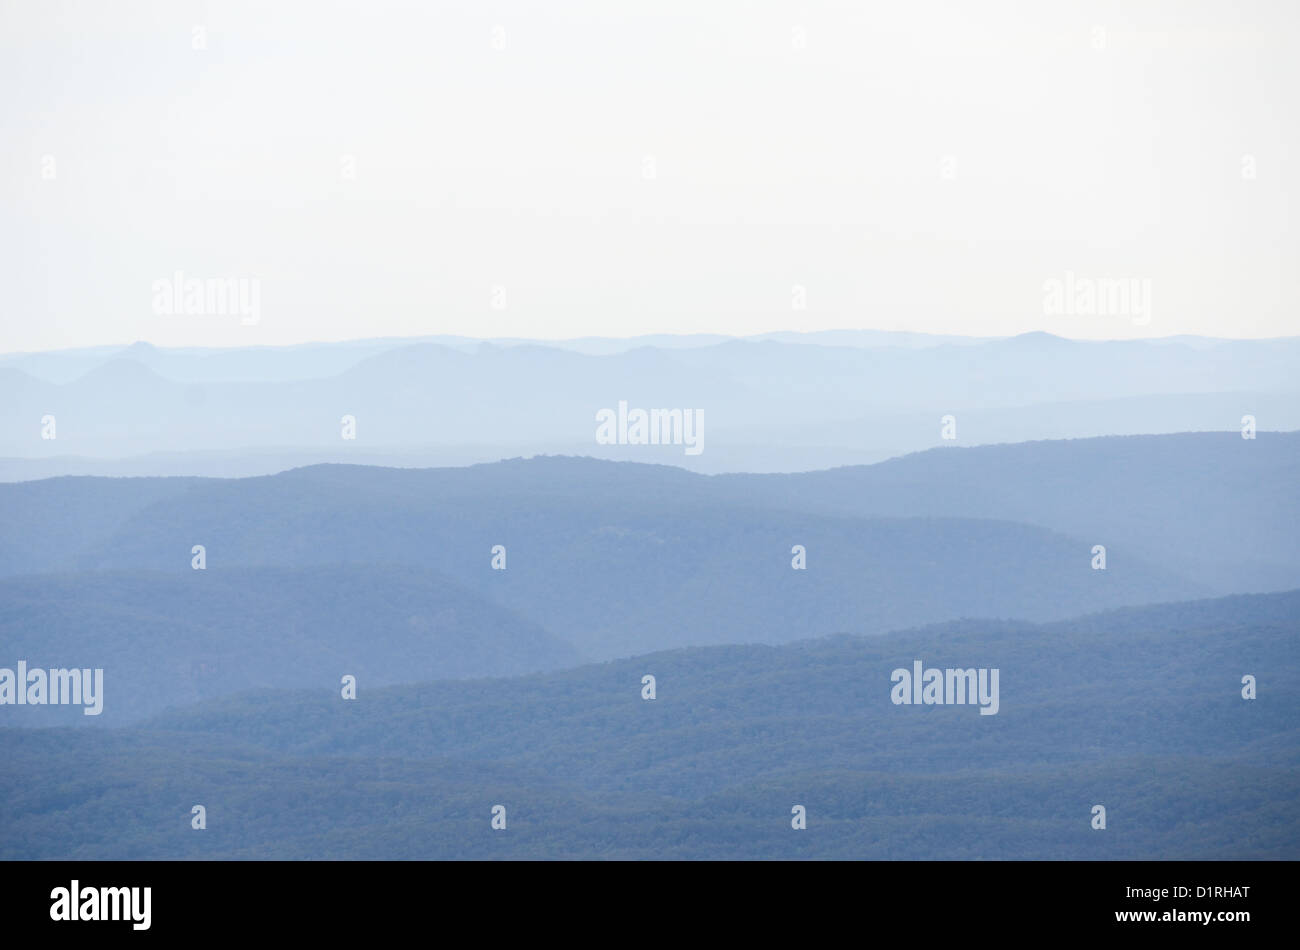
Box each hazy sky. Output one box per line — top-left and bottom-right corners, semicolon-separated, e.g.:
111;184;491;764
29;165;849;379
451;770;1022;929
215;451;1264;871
2;0;1297;352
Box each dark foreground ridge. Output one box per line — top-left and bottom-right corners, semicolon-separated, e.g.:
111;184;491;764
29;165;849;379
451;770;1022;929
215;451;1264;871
2;590;1295;859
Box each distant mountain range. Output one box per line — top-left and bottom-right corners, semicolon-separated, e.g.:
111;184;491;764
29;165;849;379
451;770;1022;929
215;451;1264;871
3;332;1297;475
2;432;1295;720
1;427;1296;859
2;330;1005;384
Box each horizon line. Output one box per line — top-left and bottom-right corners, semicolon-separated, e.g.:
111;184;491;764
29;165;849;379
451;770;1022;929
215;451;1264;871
6;327;1300;360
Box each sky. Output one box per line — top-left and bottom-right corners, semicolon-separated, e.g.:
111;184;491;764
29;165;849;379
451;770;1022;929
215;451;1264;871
2;0;1297;353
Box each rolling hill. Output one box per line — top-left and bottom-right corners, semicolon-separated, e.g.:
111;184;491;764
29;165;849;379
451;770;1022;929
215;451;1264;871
2;590;1294;859
0;564;579;724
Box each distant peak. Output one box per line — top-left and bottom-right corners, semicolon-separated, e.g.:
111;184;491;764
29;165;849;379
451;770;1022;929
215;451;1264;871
1007;331;1068;343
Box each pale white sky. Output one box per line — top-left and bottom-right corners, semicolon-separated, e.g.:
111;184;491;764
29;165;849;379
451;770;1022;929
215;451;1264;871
2;0;1297;352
